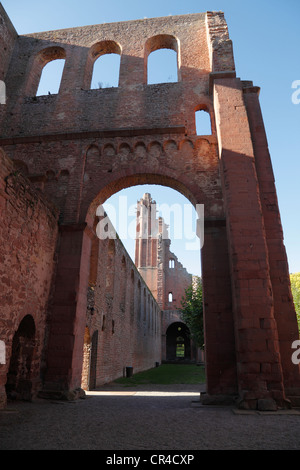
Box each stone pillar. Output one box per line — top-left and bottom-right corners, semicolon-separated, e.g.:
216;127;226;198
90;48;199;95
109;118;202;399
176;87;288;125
243;84;300;403
213;76;287;409
201;220;237;398
44;223;92;393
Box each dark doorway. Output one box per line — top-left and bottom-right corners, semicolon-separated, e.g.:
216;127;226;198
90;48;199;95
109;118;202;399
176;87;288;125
166;322;191;361
6;315;36;401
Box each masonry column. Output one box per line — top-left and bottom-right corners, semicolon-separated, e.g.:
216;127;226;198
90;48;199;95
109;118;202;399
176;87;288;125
201;220;237;398
243;84;300;404
44;223;92;394
213;76;287;409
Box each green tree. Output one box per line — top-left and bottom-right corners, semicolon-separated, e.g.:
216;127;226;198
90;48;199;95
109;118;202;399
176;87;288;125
180;276;204;348
290;273;300;333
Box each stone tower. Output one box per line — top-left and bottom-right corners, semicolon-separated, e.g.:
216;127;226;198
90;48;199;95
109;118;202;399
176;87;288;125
135;193;194;362
135;193;192;310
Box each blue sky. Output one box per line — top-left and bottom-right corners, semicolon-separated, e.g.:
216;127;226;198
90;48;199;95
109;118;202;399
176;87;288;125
2;0;299;276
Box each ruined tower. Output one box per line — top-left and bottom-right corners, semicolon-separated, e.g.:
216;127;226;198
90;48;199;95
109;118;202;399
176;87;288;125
135;193;192;310
135;193;194;361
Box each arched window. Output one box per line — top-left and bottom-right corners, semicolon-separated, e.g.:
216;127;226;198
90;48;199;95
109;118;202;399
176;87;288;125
89;41;121;90
168;292;173;303
28;47;66;97
145;34;180;84
195;109;211;135
36;58;65;96
148;49;178;84
91;53;121;89
169;259;175;269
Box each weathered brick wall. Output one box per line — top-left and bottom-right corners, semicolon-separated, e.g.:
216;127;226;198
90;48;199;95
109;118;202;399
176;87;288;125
205;11;235;72
0;4;17;81
0;13;212;138
0;10;225;239
0;149;58;407
161;241;192;311
81;233;161;388
1;134;222;227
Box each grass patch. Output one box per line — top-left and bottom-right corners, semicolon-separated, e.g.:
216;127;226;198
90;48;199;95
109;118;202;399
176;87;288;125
114;364;206;386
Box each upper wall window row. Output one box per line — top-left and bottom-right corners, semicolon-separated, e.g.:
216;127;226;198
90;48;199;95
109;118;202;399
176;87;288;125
32;35;180;96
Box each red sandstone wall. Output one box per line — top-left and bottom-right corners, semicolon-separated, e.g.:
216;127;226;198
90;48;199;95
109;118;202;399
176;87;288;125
0;10;225;226
0;149;58;407
0;4;17;81
82;233;161;389
0;13;212;139
162;244;192;311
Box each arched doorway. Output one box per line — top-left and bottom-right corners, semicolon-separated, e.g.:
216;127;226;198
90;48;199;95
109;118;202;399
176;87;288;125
6;315;36;401
166;322;191;362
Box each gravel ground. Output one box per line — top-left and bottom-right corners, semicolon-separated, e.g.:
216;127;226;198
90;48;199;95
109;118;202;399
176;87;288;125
0;383;300;451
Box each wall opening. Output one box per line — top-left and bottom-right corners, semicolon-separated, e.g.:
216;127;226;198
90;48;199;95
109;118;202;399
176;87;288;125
176;338;185;358
27;46;66;97
195;109;211;135
91;53;121;89
86;180;202;385
6;315;36;401
145;34;180;84
166;322;191;361
102;184;201;278
36;59;65;96
148;49;178;84
88;40;122;90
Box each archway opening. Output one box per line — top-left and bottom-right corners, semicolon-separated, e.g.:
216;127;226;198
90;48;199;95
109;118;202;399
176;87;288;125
101;184;201;278
195;109;211;135
88;40;121;90
148;49;178;84
91;53;121;89
81;179;203;388
145;34;180;84
36;58;65;96
166;322;191;362
6;315;36;401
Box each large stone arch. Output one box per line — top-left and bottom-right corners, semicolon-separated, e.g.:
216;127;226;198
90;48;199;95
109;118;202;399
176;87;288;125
43;165;236;401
